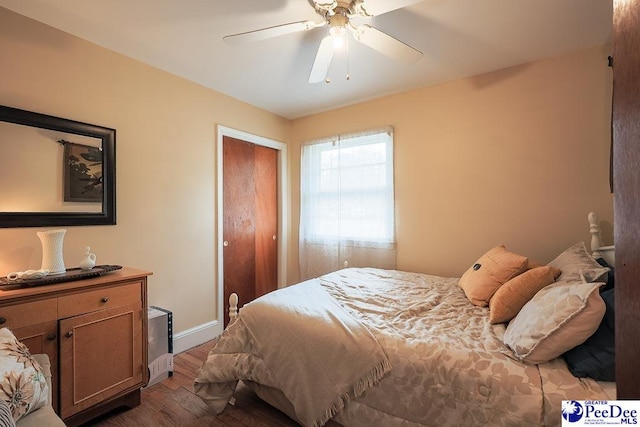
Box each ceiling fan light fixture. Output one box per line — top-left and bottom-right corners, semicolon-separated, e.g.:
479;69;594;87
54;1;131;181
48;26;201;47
327;6;350;50
329;26;347;49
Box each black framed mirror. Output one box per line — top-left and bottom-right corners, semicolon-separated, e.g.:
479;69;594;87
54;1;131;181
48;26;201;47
0;105;116;227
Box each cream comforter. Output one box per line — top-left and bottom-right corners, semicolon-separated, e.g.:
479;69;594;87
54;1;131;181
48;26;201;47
195;268;612;426
195;278;391;427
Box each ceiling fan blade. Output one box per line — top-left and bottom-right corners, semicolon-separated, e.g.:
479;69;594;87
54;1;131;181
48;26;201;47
308;36;335;84
223;20;323;45
354;25;422;64
310;0;337;8
356;0;425;17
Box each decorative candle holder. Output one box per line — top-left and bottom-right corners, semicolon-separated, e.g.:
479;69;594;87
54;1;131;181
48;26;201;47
37;229;67;275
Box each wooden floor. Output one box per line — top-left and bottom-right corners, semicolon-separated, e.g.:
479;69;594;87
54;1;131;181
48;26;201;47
87;340;340;427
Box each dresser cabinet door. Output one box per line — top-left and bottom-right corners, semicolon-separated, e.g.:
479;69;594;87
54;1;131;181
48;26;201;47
12;321;59;412
59;302;144;419
1;299;59;412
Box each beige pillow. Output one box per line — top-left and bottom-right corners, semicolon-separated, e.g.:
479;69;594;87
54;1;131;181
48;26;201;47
528;260;561;279
489;266;559;324
503;280;605;364
0;328;49;422
458;245;528;307
548;242;609;283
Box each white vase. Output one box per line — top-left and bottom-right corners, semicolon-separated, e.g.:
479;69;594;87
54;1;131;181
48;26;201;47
37;229;67;275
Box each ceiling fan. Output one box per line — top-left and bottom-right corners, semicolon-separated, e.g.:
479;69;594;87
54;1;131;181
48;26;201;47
223;0;425;84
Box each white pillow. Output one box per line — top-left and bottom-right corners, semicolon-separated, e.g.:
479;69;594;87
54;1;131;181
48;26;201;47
503;280;605;364
0;328;49;422
547;242;609;283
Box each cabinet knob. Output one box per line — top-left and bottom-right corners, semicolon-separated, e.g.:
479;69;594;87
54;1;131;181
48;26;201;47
46;333;56;341
223;240;229;247
0;317;5;325
101;297;109;303
65;331;74;338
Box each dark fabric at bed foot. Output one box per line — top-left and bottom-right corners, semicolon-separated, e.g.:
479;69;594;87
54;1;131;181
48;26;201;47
563;288;615;381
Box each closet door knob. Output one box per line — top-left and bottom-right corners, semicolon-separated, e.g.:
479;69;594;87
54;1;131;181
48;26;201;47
223;241;229;247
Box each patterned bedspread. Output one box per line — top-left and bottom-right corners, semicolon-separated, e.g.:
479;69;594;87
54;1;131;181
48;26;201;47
195;268;612;426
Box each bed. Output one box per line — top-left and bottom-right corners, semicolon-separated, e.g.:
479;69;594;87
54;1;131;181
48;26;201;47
195;213;616;427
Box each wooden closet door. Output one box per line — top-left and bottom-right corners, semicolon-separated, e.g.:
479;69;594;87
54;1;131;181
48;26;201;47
223;136;278;326
223;137;257;326
613;0;640;399
254;145;278;297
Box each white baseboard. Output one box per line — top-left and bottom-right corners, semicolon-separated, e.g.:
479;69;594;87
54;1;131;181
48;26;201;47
172;320;223;355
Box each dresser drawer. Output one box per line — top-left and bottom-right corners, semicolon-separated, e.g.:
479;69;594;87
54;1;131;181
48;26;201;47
58;281;142;318
0;299;57;329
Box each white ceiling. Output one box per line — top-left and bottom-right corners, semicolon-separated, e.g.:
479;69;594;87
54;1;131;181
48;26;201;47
0;0;612;120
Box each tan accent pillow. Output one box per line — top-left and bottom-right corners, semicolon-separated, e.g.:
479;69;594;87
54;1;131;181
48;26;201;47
458;245;528;307
503;280;605;364
489;266;558;324
527;260;544;269
528;260;561;279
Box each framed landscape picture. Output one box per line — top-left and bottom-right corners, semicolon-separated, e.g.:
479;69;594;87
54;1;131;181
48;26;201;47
63;141;103;203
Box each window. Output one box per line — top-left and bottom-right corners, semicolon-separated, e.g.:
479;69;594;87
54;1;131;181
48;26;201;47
299;127;395;279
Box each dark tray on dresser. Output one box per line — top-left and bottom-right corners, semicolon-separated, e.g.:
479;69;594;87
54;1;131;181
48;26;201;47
0;265;122;290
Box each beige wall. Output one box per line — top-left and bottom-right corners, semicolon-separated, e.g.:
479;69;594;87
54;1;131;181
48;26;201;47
0;8;289;335
0;6;614;346
290;45;614;280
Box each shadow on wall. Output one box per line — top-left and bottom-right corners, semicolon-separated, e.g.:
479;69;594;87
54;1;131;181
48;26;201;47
599;220;614;246
470;62;531;89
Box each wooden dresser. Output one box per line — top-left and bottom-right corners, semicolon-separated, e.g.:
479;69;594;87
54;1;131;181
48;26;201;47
0;267;151;426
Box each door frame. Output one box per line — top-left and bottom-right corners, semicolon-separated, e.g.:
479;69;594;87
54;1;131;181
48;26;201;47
216;125;287;326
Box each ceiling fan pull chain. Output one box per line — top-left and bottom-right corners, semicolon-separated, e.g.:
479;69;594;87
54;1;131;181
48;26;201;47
346;37;351;81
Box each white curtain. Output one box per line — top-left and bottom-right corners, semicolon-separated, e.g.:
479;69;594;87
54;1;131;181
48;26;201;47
299;127;396;280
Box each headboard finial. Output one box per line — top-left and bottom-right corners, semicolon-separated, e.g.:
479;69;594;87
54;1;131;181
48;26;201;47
229;293;239;322
588;211;603;258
